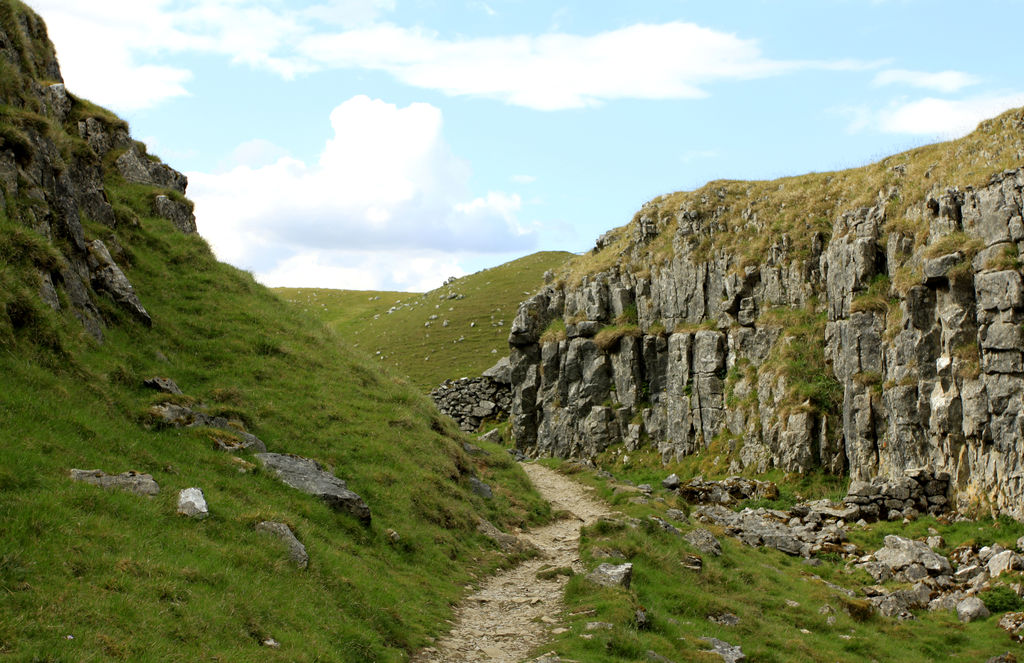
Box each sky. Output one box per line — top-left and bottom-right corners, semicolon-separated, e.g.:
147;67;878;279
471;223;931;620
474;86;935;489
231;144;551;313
29;0;1024;292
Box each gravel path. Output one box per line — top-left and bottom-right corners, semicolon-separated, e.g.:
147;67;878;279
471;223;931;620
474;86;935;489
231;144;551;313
414;463;611;663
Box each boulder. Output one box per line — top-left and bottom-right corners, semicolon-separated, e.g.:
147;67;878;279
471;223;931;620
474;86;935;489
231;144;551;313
255;521;308;569
684;528;722;556
988;549;1021;578
177;487;209;519
254;453;371;524
872;535;952;579
69;469;159;496
956;596;990;623
587;562;632;588
469;477;493;499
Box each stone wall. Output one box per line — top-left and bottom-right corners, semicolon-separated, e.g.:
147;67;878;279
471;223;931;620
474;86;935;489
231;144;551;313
508;166;1024;519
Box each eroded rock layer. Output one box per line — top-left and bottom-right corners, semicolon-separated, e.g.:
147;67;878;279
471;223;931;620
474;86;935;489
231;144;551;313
509;125;1024;517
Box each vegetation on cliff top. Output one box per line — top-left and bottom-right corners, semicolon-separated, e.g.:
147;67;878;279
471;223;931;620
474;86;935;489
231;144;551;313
564;106;1024;285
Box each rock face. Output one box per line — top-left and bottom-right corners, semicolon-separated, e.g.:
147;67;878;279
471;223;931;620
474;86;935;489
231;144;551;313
508;152;1024;518
0;4;193;344
254;453;371;525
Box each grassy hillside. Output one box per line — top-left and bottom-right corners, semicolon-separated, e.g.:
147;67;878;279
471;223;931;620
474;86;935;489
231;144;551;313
276;250;573;391
0;201;551;663
0;6;550;656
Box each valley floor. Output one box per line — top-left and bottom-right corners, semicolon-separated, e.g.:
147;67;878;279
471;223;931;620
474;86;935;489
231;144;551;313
415;463;611;662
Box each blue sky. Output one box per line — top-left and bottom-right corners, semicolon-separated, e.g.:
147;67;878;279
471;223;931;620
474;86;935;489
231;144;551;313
30;0;1024;291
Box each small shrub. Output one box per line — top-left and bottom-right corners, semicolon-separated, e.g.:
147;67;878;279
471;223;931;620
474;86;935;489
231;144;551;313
980;585;1024;613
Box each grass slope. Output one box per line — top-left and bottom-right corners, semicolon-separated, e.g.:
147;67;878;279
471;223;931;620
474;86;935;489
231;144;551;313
276;250;573;391
0;89;549;663
535;457;1024;663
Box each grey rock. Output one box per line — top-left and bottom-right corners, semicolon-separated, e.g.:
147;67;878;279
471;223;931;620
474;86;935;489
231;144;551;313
662;473;681;489
86;240;151;326
149;402;267;453
177;487;209;519
587;562;632;588
254;453;370;524
153;194;196;234
988;549;1021;578
255;521;308;569
701;637;746;663
115;145;187;193
956;596;990;623
482;356;512;384
469;477;493;499
708;612;740;626
872;535;952;578
684;528;722;556
477;517;531;554
69;469;159;496
143;376;182;395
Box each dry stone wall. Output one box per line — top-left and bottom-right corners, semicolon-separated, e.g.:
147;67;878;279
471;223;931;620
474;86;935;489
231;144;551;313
509;167;1024;519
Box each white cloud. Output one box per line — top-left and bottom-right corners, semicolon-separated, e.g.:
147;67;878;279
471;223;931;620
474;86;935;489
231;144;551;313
32;1;878;113
188;96;534;291
260;250;465;291
296;22;860;110
873;69;980;93
876;93;1024;136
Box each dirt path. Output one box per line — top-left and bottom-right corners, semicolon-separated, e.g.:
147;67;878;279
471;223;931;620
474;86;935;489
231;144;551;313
414;463;612;663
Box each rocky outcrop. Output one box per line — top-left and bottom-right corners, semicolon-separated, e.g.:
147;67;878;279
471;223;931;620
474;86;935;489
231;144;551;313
508;137;1024;517
0;3;193;344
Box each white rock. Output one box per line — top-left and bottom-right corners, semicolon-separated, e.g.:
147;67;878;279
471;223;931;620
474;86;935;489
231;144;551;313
177;487;209;519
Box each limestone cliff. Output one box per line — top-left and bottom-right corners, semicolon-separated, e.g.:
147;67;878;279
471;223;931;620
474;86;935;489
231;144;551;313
509;109;1024;518
0;0;195;344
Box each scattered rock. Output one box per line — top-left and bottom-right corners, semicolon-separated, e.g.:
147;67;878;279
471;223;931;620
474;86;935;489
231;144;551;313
255;521;308;569
956;596;991;623
254;453;371;524
681;554;703;572
986;653;1017;663
662;473;681;490
469;477;493;499
477;517;530;554
708;612;740;626
678;476;778;505
149;402;267;453
998;611;1024;638
69;469;159;496
177;487;209;519
684;528;722;556
701;637;746;663
143;376;182;395
587;562;632;588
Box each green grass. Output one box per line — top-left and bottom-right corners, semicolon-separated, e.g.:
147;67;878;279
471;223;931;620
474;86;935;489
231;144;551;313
530;460;1023;663
275;250;573;391
0;33;553;656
